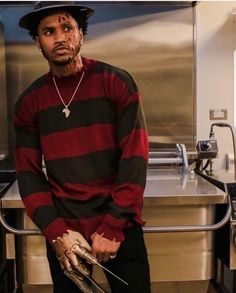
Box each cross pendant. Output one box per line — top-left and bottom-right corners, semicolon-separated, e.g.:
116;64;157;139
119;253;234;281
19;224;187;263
62;108;70;118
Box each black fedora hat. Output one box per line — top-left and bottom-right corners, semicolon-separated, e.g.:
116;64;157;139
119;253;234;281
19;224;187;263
19;1;95;31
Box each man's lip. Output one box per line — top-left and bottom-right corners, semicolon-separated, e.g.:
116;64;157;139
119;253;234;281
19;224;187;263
53;46;69;53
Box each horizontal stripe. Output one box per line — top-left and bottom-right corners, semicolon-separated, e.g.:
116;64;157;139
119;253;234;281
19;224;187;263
117;101;146;141
44;215;106;241
15;147;42;171
65;175;117;188
54;196;111;219
39;97;116;136
42;218;71;241
17;171;51;198
23;192;53;218
33;205;59;230
99;214;128;230
95;61;138;96
117;156;147;187
107;202;135;219
41;124;116;160
15;75;46;114
50;176;116;201
120;129;149;159
96;215;128;241
52;196;136;225
46;149;120;184
15;125;40;149
111;183;144;209
83;72;140;115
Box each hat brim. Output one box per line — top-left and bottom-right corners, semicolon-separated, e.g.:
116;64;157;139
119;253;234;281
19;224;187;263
19;4;94;30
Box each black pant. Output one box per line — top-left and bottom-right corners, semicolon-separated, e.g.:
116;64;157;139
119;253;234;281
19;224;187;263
46;224;151;293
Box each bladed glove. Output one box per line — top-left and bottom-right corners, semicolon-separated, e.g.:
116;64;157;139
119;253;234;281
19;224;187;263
52;230;91;273
52;230;107;293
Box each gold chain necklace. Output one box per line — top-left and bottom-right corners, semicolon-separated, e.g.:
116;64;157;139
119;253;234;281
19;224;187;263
52;71;85;118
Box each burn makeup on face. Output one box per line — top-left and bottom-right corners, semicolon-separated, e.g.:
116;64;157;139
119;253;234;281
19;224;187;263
37;12;83;66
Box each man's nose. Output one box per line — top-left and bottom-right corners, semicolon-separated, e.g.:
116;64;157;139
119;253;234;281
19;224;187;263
54;30;66;42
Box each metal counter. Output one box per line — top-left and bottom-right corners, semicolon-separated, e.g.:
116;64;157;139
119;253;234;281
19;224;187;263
2;168;226;208
1;168;228;293
142;168;226;292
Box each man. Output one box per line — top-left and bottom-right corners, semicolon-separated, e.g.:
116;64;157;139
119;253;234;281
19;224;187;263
15;2;150;292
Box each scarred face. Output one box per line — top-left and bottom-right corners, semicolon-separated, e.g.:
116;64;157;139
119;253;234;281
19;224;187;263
36;11;83;66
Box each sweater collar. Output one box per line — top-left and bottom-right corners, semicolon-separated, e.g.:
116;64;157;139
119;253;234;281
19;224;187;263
46;57;95;87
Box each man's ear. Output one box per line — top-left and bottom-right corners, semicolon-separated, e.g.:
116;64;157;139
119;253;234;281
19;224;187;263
35;37;41;51
79;29;84;46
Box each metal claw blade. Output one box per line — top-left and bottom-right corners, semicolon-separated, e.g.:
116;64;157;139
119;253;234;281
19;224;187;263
95;262;128;286
73;246;129;286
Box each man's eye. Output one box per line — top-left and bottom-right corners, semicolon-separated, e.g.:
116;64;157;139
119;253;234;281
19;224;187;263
64;26;72;32
44;29;54;36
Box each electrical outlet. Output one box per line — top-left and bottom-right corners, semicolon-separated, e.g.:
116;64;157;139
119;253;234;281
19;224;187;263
209;109;227;120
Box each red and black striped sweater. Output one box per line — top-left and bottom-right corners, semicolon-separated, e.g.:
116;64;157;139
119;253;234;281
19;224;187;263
14;57;149;243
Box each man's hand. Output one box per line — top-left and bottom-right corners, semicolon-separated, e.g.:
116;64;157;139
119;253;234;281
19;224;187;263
52;230;110;293
52;230;91;274
91;232;121;263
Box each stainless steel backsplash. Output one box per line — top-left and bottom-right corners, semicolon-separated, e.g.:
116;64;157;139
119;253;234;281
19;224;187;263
0;2;196;156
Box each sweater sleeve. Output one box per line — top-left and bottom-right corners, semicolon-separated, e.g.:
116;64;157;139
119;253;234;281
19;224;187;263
14;92;71;242
96;70;149;242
